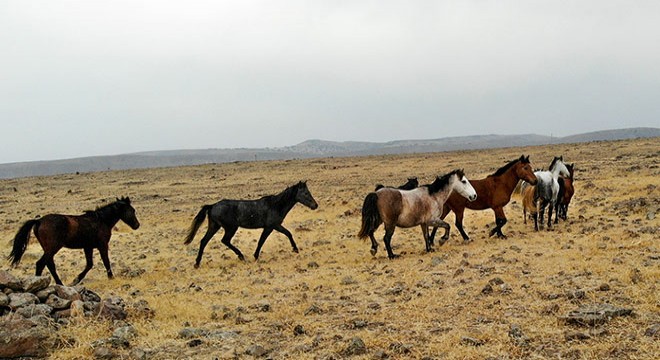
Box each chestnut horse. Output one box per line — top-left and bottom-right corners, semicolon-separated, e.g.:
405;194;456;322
8;197;140;285
358;169;477;259
430;155;537;242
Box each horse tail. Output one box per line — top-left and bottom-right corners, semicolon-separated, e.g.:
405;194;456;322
358;192;381;239
184;205;213;245
8;219;39;267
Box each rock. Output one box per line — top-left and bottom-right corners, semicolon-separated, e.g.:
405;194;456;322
0;317;55;358
508;324;529;347
564;331;591;341
113;324;138;340
488;277;504;286
93;346;118;359
293;324;305;336
560;304;633;326
0;270;23;291
96;297;127;320
92;336;130;349
8;292;40;310
250;300;271;312
304;304;324;315
178;327;209;339
0;292;9;307
70;300;85;317
77;287;102;302
344;337;367;356
645;324;660;337
187;339;203;347
307;261;320;269
130;299;155;318
246;344;268;357
46;294;72;310
341;276;357;285
460;336;484;347
598;283;610;291
22;276;51;293
481;284;493;295
16;304;53;318
35;286;57;302
55;285;82;301
388;342;413;354
129;348;149;360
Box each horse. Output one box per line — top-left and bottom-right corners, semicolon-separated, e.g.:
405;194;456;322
358;169;477;259
375;177;418;191
429;155;537;243
184;181;318;267
533;156;570;228
7;197;140;285
522;184;541;231
556;163;575;220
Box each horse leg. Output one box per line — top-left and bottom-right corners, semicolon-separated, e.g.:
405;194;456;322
35;254;48;277
533;213;539;231
219;226;245;262
434;219;451;245
547;201;554;229
420;225;433;253
369;233;379;256
194;220;222;268
430;204;452;246
44;254;64;285
254;228;274;260
453;207;470;242
274;224;299;254
71;247;94;285
488;207;508;239
383;225;398;259
99;245;113;280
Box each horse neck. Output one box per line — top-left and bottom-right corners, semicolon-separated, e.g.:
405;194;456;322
430;182;454;204
272;186;298;214
94;206;123;228
550;162;565;179
495;164;523;192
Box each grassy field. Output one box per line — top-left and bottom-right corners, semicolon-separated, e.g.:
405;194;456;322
1;137;658;359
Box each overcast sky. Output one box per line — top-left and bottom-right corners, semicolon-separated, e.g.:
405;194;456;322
1;1;659;164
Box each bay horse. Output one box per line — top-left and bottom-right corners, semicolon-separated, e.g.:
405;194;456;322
533;156;570;228
358;169;477;259
556;163;575;220
184;181;318;267
430;155;537;242
375;177;418;191
7;197;140;285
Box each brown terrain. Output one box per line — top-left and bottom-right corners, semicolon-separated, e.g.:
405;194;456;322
1;137;658;359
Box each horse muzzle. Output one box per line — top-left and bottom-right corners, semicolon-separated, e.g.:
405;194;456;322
309;202;319;210
468;195;477;202
130;221;141;230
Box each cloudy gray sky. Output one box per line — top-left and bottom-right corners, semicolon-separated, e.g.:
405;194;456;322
1;1;659;164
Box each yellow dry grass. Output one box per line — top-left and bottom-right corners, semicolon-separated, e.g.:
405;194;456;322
1;137;658;359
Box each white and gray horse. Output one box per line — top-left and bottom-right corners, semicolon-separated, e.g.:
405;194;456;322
530;156;570;228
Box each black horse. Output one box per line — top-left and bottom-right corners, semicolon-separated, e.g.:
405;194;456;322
8;197;140;285
374;177;419;191
184;181;318;267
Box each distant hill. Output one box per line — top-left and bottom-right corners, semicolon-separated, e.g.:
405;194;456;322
1;127;658;179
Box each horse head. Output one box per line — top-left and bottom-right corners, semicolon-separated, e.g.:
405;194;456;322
549;156;570;178
452;169;477;202
295;181;319;210
116;197;140;230
516;155;538;185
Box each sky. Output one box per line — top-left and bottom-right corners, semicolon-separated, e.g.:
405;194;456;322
1;1;659;164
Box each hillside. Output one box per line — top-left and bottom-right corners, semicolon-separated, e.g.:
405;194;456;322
1;127;658;179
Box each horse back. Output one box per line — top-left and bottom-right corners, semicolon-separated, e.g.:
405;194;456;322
212;199;279;229
35;214;111;249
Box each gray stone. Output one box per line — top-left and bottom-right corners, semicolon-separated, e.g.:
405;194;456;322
113;325;138;340
460;336;484;347
0;292;9;307
16;304;53;318
645;323;660;337
344;337;367;356
35;286;57;302
46;294;72;310
93;346;118;359
560;304;633;326
55;285;81;301
178;327;209;339
22;276;51;293
70;300;85;317
246;344;268;357
0;270;23;291
0;317;55;358
8;292;39;310
95;297;127;320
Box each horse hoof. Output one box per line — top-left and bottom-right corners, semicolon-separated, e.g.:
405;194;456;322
370;248;377;256
388;254;400;259
194;263;200;269
292;248;299;254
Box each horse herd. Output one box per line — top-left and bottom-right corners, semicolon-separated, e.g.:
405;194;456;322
6;155;575;285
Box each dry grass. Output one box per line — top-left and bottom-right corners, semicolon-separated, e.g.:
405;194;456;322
1;137;658;359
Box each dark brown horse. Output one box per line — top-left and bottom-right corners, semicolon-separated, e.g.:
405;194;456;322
374;177;419;191
431;155;537;242
556;163;575;220
8;197;140;285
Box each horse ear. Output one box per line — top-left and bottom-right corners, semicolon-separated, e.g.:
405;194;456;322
519;155;525;161
559;155;563;161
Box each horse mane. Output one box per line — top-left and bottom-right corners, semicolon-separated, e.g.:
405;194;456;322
548;156;563;171
83;197;131;218
269;182;303;205
426;169;464;194
489;155;529;177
